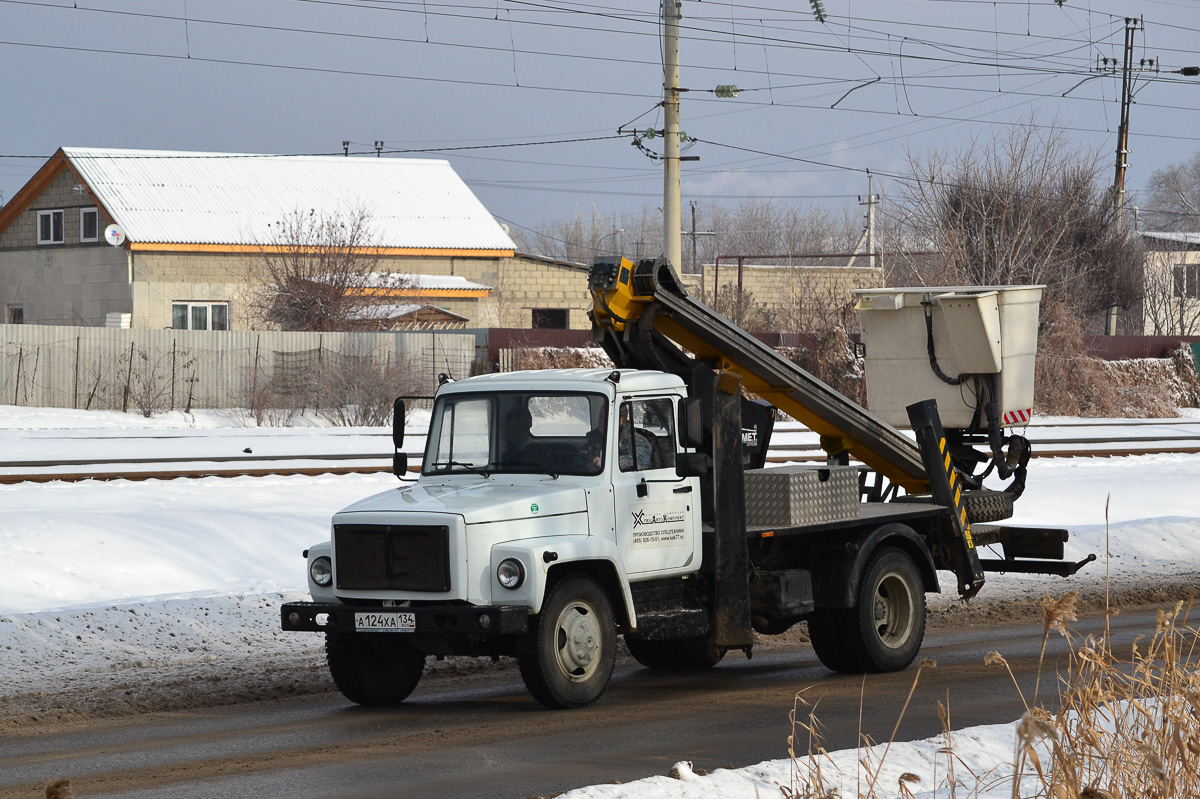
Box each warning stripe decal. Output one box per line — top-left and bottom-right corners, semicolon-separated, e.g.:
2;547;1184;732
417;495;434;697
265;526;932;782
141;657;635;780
1002;408;1033;426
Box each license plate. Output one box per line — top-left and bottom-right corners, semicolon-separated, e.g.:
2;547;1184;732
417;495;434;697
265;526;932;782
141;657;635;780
355;612;416;632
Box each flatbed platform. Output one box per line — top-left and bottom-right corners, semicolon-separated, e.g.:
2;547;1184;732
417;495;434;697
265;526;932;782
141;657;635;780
701;500;950;539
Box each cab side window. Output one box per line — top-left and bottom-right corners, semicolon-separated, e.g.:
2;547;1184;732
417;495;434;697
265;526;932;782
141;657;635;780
618;398;677;472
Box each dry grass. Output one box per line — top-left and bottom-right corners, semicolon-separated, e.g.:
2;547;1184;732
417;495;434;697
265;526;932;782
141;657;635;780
1035;299;1197;417
504;345;612;372
787;590;1200;798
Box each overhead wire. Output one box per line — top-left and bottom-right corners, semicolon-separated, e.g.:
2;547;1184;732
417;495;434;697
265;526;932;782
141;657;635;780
3;0;1198;217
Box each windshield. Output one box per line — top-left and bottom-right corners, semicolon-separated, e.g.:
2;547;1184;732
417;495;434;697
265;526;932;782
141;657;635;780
424;391;609;476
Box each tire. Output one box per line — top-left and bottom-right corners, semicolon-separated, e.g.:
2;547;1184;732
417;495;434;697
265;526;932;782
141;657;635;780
807;609;855;673
838;546;927;673
625;635;725;671
893;489;1014;523
325;632;425;706
962;489;1014;523
518;574;617;709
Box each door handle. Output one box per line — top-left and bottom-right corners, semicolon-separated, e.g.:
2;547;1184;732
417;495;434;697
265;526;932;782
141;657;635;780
673;485;693;494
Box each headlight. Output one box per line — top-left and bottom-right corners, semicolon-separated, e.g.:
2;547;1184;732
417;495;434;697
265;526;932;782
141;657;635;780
496;558;525;590
309;556;333;587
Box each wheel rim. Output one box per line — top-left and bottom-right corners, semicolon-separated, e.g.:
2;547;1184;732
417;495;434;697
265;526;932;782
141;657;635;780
554;600;602;682
872;570;915;650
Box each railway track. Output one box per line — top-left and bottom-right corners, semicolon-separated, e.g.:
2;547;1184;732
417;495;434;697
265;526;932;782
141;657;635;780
3;429;1199;483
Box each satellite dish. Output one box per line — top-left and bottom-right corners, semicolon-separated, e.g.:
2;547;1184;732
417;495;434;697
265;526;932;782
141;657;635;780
104;224;126;247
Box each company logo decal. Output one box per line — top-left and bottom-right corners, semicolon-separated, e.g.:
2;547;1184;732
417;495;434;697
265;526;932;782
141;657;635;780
629;501;687;548
742;424;759;448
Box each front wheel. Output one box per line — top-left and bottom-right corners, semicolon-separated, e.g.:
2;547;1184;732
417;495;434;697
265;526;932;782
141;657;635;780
518;574;617;709
325;632;426;705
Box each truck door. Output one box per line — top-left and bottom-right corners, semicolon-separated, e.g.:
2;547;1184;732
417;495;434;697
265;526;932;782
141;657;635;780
611;397;700;576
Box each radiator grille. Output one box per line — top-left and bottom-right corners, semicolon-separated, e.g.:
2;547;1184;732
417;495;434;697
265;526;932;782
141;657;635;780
334;524;451;592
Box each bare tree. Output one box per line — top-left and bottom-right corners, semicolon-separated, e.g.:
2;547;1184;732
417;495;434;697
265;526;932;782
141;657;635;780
1141;151;1200;232
886;122;1143;331
707;200;859;261
705;284;776;332
314;347;423;427
244;207;401;331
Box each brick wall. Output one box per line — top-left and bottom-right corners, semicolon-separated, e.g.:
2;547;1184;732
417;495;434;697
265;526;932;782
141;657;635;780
702;263;885;316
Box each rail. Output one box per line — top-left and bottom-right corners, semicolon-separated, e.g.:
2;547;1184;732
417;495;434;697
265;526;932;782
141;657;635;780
4;436;1198;483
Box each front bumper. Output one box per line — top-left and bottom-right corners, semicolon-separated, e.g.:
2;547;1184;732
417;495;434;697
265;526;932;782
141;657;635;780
280;601;529;636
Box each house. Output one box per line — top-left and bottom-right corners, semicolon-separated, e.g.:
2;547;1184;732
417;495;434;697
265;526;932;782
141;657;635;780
0;147;591;331
1140;232;1200;336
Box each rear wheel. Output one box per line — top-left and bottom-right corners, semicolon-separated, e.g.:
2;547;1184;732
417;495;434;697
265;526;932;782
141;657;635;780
518;574;616;709
810;547;926;674
807;610;854;672
325;632;425;705
625;635;725;671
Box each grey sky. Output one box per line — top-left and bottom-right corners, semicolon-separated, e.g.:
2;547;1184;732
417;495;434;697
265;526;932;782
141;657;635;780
3;0;1199;245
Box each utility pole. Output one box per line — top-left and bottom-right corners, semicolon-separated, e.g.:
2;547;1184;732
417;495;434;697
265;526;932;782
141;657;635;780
662;0;683;270
847;173;879;269
686;200;716;296
1099;17;1154;229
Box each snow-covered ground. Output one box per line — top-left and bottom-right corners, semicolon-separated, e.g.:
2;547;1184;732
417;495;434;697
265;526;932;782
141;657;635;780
1;404;1198;797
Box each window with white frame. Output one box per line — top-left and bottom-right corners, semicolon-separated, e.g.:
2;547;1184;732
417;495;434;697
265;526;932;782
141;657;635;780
80;208;99;242
37;210;64;244
172;302;230;331
1174;264;1200;300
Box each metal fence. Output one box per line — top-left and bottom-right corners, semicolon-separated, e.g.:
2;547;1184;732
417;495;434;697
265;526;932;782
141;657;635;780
1084;335;1200;360
0;325;476;412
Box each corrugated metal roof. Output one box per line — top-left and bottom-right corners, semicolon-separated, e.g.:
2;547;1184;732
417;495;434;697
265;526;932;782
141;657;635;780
63;147;516;251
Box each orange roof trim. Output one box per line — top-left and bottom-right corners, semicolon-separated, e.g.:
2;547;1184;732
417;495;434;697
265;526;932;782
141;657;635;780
128;243;515;258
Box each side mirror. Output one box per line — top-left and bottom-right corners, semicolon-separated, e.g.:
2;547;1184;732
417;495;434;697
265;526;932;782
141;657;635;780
392;398;406;449
392;451;410;478
677;397;704;450
675;452;708;478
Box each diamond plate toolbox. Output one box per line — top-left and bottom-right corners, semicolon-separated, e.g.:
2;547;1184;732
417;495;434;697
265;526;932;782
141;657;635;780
743;465;860;528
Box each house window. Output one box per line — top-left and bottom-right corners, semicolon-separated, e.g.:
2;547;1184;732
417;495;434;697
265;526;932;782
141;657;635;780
37;210;64;244
80;208;99;242
532;308;569;329
172;302;230;330
6;305;23;325
1174;264;1200;299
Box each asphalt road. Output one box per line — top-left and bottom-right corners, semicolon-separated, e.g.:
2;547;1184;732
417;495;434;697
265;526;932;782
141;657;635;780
0;606;1170;799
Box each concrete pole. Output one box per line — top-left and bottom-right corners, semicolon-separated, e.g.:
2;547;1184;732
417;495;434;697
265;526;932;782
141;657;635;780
866;172;876;270
1114;18;1139;229
662;0;683;271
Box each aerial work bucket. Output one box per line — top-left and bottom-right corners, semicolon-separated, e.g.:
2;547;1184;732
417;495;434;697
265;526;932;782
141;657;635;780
853;285;1044;430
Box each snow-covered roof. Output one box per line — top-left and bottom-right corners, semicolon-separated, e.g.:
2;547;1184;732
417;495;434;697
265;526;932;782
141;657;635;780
1141;231;1200;247
363;273;493;291
58;147;516;251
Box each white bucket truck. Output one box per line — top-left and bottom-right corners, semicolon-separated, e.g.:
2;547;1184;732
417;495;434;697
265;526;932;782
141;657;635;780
281;258;1093;709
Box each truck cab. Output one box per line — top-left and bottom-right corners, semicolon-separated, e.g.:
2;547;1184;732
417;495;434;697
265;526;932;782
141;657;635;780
284;368;707;708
